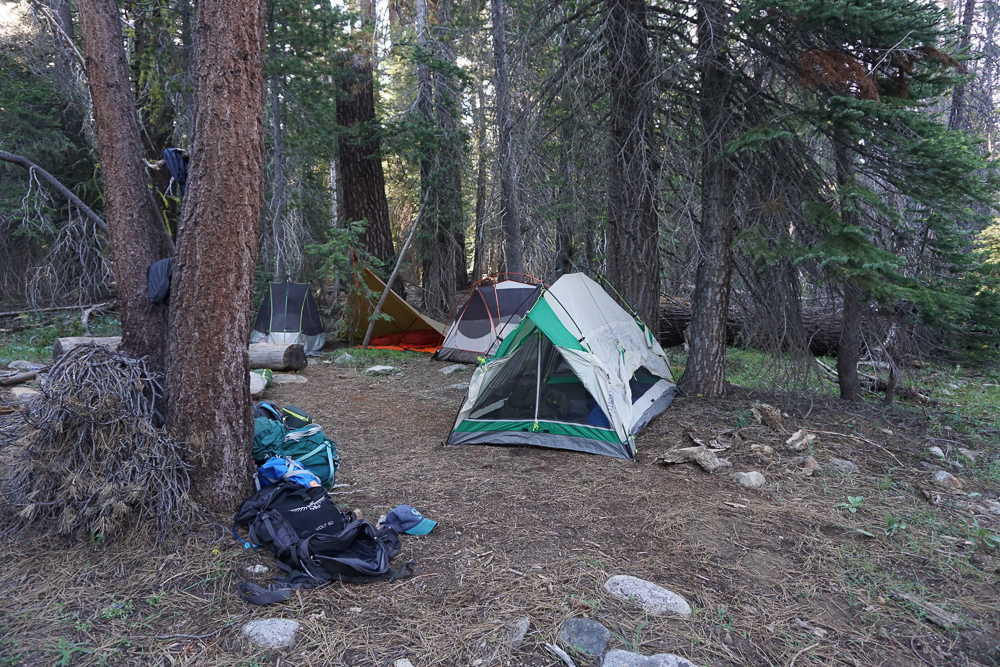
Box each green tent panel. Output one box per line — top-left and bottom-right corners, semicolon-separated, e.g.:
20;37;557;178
447;273;677;459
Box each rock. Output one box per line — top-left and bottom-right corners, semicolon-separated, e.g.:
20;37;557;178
558;618;611;656
307;357;319;366
750;444;773;456
932;470;962;490
439;364;465;375
394;660;415;667
8;360;45;371
928;446;945;459
245;564;268;574
751;403;783;430
731;471;766;488
958;448;977;463
829;458;859;474
507;616;531;649
272;373;308;384
450;383;467;390
603;575;692;617
655;446;730;473
335;352;353;365
602;649;698;667
242;618;299;648
9;386;40;403
249;372;267;398
785;430;817;451
365;365;394;376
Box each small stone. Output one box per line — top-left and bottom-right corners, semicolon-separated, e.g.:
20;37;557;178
785;430;817;451
307;357;319;366
799;456;820;475
602;649;698;667
9;386;40;403
731;471;766;488
558;617;611;656
604;575;692;617
928;446;945;459
932;470;962;489
450;383;467;390
829;458;859;474
507;617;531;649
958;448;977;463
349;607;362;613
245;564;268;574
365;365;394;376
689;448;731;473
394;660;415;667
750;444;773;456
249;372;267;398
242;618;299;648
272;373;308;384
335;352;353;365
439;364;465;375
8;360;45;371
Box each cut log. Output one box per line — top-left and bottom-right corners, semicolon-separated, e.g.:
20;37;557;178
0;370;43;386
53;337;308;371
249;344;307;371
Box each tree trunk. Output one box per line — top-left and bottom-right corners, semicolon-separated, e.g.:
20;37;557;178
833;127;863;402
948;0;976;131
472;69;489;281
338;56;395;264
603;0;660;333
679;0;735;398
166;0;265;511
77;0;169;367
270;72;288;280
491;0;524;275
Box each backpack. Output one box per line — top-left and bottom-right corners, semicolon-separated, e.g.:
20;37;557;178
233;481;406;605
280;425;340;489
281;405;313;429
253;401;282;421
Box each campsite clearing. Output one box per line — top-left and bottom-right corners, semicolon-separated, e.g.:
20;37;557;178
2;350;999;666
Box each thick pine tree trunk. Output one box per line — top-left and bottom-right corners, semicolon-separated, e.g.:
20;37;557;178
166;0;265;511
338;56;395;264
491;0;524;275
472;72;489;281
679;0;735;397
270;73;288;279
833;127;864;401
604;0;660;333
78;0;169;367
948;0;976;131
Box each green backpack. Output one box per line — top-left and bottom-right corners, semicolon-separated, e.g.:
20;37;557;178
252;418;340;488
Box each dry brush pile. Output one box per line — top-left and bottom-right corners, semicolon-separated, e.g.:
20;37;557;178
0;344;198;542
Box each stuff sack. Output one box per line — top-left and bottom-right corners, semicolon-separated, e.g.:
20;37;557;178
280;424;340;488
253;401;282;421
234;481;352;549
255;456;323;490
253;417;288;463
281;405;313;429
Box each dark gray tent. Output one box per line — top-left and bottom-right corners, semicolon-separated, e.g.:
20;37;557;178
251;282;325;355
434;279;541;364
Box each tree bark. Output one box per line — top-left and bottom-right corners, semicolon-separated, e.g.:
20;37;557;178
338;56;395;264
166;0;265;511
603;0;660;333
679;0;736;398
472;69;489;281
270;72;288;279
948;0;976;131
833;127;863;402
77;0;169;367
491;0;524;275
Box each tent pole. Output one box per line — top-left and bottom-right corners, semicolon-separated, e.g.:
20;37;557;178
361;187;433;349
533;331;541;423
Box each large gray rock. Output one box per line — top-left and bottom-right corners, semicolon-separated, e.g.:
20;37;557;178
249;372;267;398
558;618;611;656
932;470;962;489
439;364;465;375
365;365;395;376
507;616;531;649
8;360;45;371
242;618;300;648
272;373;308;384
731;471;766;488
602;650;697;667
335;352;354;365
603;575;691;617
9;386;40;404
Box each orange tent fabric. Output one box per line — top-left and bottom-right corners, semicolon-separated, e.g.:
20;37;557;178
349;267;445;351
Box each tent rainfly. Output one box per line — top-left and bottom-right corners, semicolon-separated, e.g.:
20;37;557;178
434;278;542;364
350;267;445;351
447;273;676;459
251;282;326;355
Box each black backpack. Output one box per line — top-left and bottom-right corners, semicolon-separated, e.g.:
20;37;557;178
233;482;407;604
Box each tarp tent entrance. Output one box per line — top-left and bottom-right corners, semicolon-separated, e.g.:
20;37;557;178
251;282;326;355
434;276;543;364
447;273;676;459
349;266;445;352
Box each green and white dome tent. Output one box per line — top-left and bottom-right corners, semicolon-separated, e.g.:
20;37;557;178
446;273;677;459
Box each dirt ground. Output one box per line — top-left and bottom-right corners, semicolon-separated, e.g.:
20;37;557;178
2;351;1000;666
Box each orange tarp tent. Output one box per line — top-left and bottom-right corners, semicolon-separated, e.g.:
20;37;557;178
349;267;445;352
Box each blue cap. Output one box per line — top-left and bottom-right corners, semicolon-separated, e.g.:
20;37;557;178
385;505;437;535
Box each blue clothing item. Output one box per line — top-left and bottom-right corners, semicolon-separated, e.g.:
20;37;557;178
255;457;322;489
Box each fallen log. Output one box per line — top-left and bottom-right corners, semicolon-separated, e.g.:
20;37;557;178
0;370;43;386
53;337;308;371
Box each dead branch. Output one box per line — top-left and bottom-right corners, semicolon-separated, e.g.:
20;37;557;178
0;370;45;387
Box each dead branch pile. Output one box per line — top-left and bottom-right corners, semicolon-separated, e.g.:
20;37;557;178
1;345;197;542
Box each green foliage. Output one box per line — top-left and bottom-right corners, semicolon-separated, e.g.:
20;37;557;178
836;496;865;514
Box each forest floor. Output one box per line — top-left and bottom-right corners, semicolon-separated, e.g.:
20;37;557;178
2;346;1000;666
